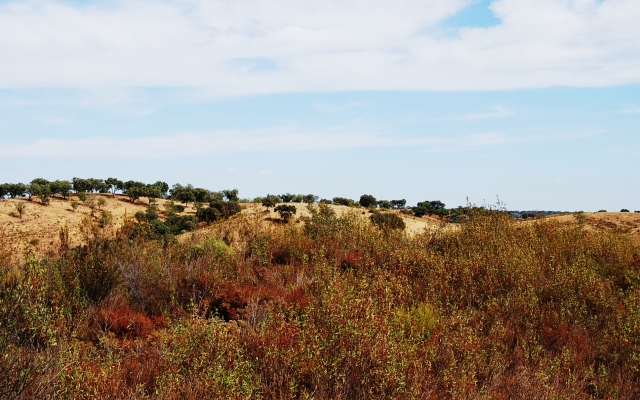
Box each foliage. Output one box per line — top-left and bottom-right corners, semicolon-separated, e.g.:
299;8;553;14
369;211;406;231
359;194;377;208
332;197;355;206
274;204;297;221
262;194;281;210
413;200;447;217
2;203;640;398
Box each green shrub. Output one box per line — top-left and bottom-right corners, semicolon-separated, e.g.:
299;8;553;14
370;211;406;231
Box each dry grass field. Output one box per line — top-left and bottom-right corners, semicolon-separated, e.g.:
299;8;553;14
0;195;181;261
548;211;640;246
2;196;638;262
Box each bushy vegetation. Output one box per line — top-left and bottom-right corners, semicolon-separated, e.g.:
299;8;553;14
1;202;639;398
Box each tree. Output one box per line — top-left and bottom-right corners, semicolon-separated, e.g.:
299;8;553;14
3;183;27;199
275;204;297;221
50;180;73;199
262;194;281;211
303;194;318;204
97;197;107;210
391;199;406;209
223;189;239;202
170;184;197;206
377;200;392;209
413;200;447;217
359;194;377;208
280;193;295;203
105;177;124;197
332;197;353;206
127;187;144;204
0;183;8;198
29;179;52;204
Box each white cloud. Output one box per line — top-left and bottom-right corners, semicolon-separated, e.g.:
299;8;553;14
0;0;639;94
434;106;515;121
618;107;640;114
257;170;274;176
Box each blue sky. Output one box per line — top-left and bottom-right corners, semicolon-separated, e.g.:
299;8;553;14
0;0;638;211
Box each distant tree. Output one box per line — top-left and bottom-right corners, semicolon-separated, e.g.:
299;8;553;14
413;200;447;217
170;184;197;206
598;210;607;213
192;188;212;203
359;194;377;208
319;199;333;204
262;194;281;211
332;197;353;207
291;194;304;203
153;181;169;198
127;187;144;204
391;199;406;209
29;179;52;204
275;204;297;221
8;183;28;199
145;185;162;204
621;209;630;212
377;200;392;209
303;194;319;204
50;180;73;199
0;183;8;198
77;192;88;203
196;206;220;224
280;193;295;203
210;200;242;218
105;177;124;197
223;189;239;202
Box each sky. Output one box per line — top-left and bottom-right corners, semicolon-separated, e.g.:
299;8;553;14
0;0;638;211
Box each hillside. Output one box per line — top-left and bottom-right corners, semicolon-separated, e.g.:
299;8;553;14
0;196;446;263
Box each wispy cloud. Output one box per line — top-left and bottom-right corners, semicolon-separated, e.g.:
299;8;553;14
618;107;640;114
0;0;639;94
434;106;515;122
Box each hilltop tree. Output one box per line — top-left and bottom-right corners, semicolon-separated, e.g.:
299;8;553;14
223;189;239;202
275;204;297;221
50;180;73;199
280;193;295;203
105;177;124;197
303;194;319;204
359;194;377;208
262;194;281;211
332;197;354;207
391;199;406;209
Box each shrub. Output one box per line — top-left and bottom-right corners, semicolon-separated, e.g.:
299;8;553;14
395;302;437;341
369;211;406;231
621;209;630;212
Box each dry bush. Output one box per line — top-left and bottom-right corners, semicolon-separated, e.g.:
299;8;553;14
2;206;640;398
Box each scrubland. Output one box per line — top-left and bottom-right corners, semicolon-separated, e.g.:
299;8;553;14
1;202;640;399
